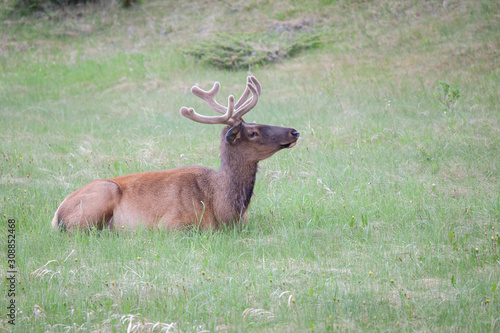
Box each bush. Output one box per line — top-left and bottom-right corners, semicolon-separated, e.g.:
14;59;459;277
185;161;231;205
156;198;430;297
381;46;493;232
10;0;136;15
184;32;323;71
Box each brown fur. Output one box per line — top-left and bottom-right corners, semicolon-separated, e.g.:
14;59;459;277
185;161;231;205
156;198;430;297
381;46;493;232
52;122;299;233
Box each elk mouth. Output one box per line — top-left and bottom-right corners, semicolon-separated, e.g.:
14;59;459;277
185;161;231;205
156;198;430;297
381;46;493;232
280;140;298;149
279;130;299;149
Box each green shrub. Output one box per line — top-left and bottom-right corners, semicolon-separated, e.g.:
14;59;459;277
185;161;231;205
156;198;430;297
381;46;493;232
184;32;323;70
10;0;137;15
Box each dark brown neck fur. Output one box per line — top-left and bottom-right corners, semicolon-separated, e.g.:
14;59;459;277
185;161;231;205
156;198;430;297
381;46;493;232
217;138;258;216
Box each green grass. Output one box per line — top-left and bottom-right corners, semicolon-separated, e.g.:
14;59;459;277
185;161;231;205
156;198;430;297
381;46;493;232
1;0;499;331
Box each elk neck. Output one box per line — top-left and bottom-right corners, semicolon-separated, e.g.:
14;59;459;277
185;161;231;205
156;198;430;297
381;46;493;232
216;139;258;214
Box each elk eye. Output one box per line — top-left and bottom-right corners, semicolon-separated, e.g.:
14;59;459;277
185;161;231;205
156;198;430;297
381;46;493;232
248;132;258;138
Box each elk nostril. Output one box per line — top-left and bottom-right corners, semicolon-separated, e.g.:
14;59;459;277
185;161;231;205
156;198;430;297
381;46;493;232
291;130;300;138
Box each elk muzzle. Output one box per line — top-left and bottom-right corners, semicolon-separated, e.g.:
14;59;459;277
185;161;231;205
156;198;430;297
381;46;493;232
279;128;299;149
285;129;300;148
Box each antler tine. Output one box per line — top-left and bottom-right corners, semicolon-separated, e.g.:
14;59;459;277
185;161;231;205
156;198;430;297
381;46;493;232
191;82;227;115
234;77;252;110
232;80;259;120
234;76;261;110
180;95;234;125
249;75;261;95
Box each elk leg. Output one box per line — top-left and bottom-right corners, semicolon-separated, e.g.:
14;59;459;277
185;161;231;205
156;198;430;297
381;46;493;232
52;180;122;233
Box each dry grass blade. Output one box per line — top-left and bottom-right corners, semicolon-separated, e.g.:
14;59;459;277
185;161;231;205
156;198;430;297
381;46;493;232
33;305;46;319
242;308;275;322
120;314;177;333
30;260;60;281
317;178;335;196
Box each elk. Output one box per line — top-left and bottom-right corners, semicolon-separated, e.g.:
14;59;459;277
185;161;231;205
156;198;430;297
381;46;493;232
51;76;299;232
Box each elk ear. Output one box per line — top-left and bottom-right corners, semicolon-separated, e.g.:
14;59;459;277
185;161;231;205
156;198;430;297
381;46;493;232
225;123;242;146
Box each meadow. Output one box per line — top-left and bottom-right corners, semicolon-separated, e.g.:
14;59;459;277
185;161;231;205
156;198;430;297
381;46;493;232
1;0;499;331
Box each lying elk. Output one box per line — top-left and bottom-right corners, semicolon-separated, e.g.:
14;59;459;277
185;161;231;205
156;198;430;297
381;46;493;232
52;76;299;232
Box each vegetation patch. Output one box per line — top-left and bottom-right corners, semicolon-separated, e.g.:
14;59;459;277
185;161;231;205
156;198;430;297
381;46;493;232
184;32;324;70
8;0;137;15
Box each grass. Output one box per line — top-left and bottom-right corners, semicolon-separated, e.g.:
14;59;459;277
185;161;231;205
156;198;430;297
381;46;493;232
1;0;499;331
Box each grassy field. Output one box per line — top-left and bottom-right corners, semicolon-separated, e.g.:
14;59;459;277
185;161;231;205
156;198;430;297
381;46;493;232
1;0;499;331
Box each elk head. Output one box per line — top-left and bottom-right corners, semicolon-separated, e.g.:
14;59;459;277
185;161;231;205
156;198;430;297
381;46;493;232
179;76;299;163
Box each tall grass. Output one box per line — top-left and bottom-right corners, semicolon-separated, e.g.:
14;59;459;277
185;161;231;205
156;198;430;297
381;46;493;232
1;0;499;331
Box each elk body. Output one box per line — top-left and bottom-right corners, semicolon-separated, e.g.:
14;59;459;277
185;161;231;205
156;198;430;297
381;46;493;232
52;76;299;232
